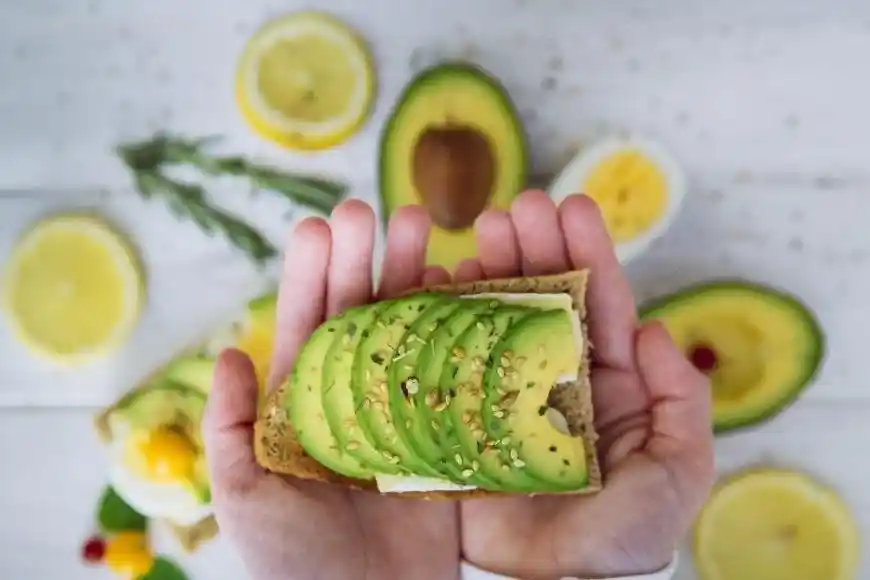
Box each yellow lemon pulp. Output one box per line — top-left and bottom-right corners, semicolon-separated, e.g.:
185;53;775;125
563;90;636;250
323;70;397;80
694;469;859;580
104;531;154;579
235;11;375;151
257;36;356;124
236;322;274;393
127;427;197;484
2;214;143;364
582;149;668;243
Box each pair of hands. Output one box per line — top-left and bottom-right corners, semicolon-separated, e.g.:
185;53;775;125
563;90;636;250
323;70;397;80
202;190;715;580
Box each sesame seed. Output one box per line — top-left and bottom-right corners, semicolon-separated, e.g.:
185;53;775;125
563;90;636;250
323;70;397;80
434;401;449;412
471;460;480;471
405;419;413;430
510;449;519;460
500;355;511;367
493;410;506;418
513;459;526;468
497;367;506;378
461;469;475;478
454;454;464;465
346;441;360;451
404;377;420;395
431;420;441;432
452;347;466;360
501;436;512;446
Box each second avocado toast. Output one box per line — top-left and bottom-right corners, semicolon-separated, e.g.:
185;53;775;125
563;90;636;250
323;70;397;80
255;270;602;497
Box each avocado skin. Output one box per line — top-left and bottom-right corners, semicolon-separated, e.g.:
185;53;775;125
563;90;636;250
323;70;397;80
377;61;529;270
638;279;825;435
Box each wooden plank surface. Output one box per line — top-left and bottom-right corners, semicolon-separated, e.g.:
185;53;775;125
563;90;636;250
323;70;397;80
1;0;869;577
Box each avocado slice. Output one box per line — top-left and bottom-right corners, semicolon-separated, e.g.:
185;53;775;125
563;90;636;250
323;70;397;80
482;309;589;490
378;62;528;271
285;311;371;480
397;298;496;480
388;298;463;473
109;381;211;501
439;305;543;489
352;295;446;475
322;302;396;473
162;357;216;395
638;280;824;433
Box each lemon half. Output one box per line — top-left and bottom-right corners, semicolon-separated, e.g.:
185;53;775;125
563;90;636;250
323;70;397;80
693;468;860;580
235;11;375;151
2;214;145;365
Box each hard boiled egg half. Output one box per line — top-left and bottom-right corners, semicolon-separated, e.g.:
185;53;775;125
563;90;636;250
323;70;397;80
107;420;213;528
548;133;687;264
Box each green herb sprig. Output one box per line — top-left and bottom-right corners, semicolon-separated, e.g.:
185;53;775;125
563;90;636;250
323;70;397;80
116;133;347;265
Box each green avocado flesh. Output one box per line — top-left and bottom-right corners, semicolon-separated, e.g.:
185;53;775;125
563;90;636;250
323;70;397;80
286;311;370;479
284;292;591;491
638;280;824;434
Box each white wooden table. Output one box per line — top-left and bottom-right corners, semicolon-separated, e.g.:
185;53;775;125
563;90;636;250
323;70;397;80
2;0;869;577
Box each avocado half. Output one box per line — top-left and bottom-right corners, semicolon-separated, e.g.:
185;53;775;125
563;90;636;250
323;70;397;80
378;62;529;272
638;280;825;434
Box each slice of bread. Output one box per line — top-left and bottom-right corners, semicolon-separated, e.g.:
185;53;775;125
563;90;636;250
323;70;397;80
94;393;219;553
254;270;602;498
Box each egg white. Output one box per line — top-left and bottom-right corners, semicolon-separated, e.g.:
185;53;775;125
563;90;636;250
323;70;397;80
548;133;688;265
107;424;213;528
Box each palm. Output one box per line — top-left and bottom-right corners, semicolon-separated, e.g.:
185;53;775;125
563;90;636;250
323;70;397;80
459;191;714;579
204;201;461;580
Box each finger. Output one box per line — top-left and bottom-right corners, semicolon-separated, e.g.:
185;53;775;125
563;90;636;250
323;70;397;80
422;266;451;287
454;258;485;283
510;189;570;276
637;321;714;499
377;205;431;299
559;194;637;371
202;348;263;497
326;199;375;316
267;217;331;390
475;209;521;279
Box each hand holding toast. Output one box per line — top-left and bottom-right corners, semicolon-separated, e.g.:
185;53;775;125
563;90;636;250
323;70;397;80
202;201;460;580
459;190;716;578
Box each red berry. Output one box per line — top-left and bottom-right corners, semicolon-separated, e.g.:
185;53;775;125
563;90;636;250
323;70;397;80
82;535;106;564
689;344;718;373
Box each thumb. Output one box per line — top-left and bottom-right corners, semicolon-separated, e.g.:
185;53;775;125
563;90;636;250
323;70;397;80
202;348;264;498
636;321;715;505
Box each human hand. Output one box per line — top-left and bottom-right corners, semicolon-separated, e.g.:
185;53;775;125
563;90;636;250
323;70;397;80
202;200;461;580
459;190;716;579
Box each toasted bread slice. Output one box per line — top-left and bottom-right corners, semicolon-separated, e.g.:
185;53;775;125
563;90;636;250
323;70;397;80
254;270;602;498
94;390;219;553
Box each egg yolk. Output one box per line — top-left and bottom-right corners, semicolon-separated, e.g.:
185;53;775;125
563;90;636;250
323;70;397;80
129;427;197;484
104;531;154;578
582;149;668;243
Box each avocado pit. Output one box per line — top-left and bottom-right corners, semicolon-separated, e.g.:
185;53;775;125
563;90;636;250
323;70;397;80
412;124;496;231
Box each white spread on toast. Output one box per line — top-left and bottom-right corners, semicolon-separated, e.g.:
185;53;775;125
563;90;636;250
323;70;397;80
376;474;478;493
378;292;583;494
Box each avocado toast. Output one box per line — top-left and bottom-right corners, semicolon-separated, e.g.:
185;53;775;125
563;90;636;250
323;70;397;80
93;292;278;552
254;270;602;497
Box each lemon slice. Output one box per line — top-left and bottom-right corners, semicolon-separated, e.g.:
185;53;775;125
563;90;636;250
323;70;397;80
2;214;144;365
693;468;859;580
235;11;375;151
